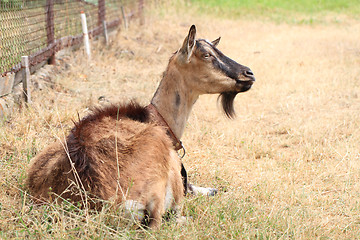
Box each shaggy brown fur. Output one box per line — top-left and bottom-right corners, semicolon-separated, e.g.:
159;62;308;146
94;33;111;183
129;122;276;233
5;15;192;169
27;102;184;228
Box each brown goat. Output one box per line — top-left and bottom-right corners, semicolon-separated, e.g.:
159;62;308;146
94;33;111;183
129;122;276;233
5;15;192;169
27;25;255;229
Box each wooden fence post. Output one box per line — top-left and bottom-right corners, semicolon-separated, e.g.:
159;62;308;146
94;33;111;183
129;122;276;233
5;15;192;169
46;0;55;65
21;56;31;104
138;0;144;25
98;0;108;44
98;0;105;26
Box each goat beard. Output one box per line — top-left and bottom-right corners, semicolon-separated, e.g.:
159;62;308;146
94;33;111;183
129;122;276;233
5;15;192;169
218;92;238;119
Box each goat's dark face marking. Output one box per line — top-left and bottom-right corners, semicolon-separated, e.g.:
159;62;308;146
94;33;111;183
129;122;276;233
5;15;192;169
175;25;255;118
194;39;255;93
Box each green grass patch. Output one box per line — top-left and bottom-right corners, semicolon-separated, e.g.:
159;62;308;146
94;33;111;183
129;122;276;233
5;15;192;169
187;0;360;23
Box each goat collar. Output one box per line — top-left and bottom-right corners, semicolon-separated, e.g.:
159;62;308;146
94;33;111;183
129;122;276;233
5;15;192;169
146;103;185;153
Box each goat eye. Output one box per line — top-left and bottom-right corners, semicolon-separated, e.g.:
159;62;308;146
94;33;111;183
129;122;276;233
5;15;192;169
203;53;210;59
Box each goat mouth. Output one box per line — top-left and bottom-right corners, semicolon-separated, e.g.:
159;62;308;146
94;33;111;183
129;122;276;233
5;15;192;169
235;80;254;92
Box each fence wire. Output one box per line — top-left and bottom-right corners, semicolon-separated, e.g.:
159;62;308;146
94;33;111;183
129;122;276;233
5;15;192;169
0;0;136;76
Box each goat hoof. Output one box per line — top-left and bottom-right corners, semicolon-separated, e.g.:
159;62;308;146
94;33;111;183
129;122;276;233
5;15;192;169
188;184;219;196
208;188;218;196
176;216;188;225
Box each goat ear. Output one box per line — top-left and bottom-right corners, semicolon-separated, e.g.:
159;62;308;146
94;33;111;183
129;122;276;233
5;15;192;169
212;37;221;47
179;25;196;62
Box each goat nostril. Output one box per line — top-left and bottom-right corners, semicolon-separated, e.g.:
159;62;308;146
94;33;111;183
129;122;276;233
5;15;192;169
244;70;254;77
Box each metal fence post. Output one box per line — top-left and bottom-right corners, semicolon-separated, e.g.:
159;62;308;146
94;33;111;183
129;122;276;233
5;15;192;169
121;6;128;30
102;21;109;45
81;12;91;60
46;0;55;65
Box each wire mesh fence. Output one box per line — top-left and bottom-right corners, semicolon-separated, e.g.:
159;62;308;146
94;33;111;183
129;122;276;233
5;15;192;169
0;0;141;77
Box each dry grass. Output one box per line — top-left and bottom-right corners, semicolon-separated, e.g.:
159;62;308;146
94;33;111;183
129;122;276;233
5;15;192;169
1;4;360;239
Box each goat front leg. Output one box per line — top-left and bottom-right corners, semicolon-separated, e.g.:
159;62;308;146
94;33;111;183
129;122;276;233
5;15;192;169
187;183;218;196
181;163;218;196
148;195;165;230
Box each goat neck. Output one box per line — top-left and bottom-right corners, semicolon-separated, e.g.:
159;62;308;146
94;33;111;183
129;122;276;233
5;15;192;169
151;61;199;141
